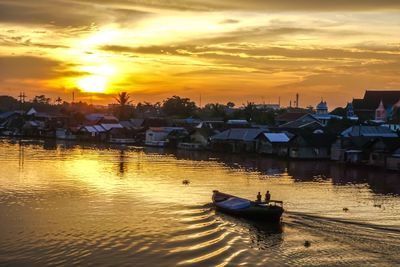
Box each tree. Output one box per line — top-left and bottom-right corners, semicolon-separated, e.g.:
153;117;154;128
330;107;346;117
33;95;51;104
232;102;277;125
202;103;227;118
55;97;63;105
226;101;235;108
0;96;19;112
115;92;131;107
115;92;132;120
162;96;197;117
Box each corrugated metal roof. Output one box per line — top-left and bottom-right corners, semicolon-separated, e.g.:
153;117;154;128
211;128;264;141
264;133;290;143
84;126;97;133
341;126;398;138
100;123;123;131
94;125;106;132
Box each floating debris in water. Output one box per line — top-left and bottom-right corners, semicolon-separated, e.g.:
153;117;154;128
182;179;190;185
374;204;382;208
343;207;349;212
304;240;311;247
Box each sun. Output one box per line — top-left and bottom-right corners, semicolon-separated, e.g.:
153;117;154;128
77;76;107;93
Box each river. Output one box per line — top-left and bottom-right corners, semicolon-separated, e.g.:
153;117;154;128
0;139;400;266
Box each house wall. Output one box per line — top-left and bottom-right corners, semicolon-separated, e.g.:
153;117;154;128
145;130;168;142
258;141;273;154
210;140;257;153
258;140;288;156
345;152;364;164
369;152;386;167
331;148;346;161
386;156;400;171
289;147;329;159
191;132;208;146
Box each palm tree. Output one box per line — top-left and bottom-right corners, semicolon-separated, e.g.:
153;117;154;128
115;92;131;107
115;92;132;119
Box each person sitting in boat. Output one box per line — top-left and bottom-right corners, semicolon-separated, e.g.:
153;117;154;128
256;192;262;203
265;191;271;203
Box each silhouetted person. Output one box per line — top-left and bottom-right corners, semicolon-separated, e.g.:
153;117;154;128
265;191;271;203
256;192;262;203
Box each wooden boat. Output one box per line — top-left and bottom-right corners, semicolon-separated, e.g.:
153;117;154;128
212;190;284;222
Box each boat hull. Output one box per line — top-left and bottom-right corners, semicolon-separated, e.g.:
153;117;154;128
212;191;284;222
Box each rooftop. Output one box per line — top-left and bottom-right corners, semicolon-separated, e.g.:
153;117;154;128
353;90;400;110
341;125;398;138
211;128;264;141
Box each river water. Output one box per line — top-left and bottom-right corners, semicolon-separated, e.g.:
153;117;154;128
0;139;400;266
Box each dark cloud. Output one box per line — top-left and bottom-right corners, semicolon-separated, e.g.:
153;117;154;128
0;1;150;27
0;0;399;29
65;0;400;12
0;33;69;49
0;56;83;80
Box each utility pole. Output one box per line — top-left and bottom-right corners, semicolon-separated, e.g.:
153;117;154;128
199;93;202;108
18;92;26;111
296;93;299;108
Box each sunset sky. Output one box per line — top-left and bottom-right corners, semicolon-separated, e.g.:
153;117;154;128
0;1;399;108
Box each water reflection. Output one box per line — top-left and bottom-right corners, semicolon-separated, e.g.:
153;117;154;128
173;149;400;196
1;139;400;266
118;149;127;176
215;211;284;250
6;139;400;196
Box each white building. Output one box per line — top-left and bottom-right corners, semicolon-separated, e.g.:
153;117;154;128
313;100;342;126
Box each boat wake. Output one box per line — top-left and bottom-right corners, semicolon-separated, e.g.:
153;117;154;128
166;206;400;266
285;211;400;265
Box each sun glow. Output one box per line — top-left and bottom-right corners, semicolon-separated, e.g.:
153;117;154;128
77;76;107;93
76;64;117;93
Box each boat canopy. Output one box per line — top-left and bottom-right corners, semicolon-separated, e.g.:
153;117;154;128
217;197;251;210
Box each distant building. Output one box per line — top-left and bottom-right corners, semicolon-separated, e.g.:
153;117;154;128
345;102;358;121
254;104;280;110
375;100;387;122
276;112;310;125
278;113;324;132
226;120;250;128
313;100;342;126
316;100;328;115
341;125;398;138
352;90;400;120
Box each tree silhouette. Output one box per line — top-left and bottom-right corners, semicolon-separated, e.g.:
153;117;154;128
115;92;132;120
55;97;63;105
162;96;197;117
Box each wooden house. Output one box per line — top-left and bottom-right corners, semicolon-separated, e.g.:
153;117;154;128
288;134;336;159
256;132;291;156
210;128;265;153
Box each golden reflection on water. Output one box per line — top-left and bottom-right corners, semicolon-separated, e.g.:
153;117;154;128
1;140;400;266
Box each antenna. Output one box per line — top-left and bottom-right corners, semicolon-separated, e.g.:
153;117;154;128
18;92;26;103
199;93;202;108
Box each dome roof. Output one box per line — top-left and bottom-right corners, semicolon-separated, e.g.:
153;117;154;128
316;100;328;110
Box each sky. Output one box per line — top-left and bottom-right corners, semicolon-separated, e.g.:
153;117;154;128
0;0;400;108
